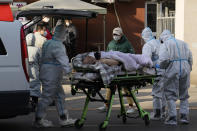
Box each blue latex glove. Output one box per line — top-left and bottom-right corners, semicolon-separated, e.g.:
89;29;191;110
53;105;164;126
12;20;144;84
155;64;160;68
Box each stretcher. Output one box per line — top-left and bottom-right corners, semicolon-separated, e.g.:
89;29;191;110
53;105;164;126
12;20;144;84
70;67;158;131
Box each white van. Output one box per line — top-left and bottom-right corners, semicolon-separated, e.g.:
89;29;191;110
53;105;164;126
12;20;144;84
0;0;97;118
0;0;30;118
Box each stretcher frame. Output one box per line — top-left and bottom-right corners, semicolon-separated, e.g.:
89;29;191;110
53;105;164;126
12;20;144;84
71;69;157;131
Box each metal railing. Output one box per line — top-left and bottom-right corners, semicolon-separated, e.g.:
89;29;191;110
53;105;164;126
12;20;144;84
156;16;175;37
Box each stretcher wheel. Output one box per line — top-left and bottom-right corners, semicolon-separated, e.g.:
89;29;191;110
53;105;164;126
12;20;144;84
71;88;76;96
99;122;107;131
75;119;84;129
144;115;150;126
122;115;127;124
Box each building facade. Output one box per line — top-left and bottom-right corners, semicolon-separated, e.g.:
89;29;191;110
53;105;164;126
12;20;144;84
175;0;197;85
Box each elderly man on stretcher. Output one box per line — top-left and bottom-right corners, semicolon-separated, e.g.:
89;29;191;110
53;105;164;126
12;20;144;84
72;50;154;91
73;28;154;115
71;49;156;129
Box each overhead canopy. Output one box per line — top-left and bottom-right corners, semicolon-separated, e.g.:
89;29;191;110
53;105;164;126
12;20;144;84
16;9;97;19
20;0;107;15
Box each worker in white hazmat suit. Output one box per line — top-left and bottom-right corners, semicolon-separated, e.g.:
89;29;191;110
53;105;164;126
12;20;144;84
34;24;47;49
34;24;76;128
141;27;166;120
26;33;41;109
158;30;193;125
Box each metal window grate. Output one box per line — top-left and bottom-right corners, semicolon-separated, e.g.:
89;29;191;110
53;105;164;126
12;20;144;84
156;16;175;37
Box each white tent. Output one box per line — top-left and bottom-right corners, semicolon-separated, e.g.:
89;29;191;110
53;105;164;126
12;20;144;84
20;0;107;14
20;0;107;50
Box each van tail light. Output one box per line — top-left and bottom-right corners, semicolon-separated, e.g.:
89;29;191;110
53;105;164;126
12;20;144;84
20;27;29;82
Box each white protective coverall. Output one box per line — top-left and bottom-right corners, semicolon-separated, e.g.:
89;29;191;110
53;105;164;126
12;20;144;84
26;33;41;97
34;32;47;49
141;27;166;119
35;24;72;123
159;30;193;125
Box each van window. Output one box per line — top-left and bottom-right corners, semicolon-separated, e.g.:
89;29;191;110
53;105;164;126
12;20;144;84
0;38;7;55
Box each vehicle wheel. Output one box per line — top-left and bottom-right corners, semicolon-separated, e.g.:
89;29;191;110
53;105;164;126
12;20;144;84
71;88;76;96
99;122;107;131
75;119;84;129
144;115;150;126
122;115;127;124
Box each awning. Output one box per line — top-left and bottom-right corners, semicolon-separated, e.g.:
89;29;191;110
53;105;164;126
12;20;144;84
20;0;107;15
16;9;97;19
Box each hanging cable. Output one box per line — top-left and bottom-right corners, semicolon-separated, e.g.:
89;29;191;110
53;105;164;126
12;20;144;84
114;0;122;29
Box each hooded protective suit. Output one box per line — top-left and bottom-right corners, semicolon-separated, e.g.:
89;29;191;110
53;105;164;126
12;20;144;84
141;27;166;119
26;33;41;97
159;30;193;124
36;24;71;120
142;27;160;64
34;32;47;49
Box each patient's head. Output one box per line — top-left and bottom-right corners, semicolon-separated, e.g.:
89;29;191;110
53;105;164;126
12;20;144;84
83;56;96;64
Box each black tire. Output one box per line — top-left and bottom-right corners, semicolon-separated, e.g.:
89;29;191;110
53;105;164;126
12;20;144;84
122;115;127;124
99;122;107;131
75;119;84;129
144;115;150;126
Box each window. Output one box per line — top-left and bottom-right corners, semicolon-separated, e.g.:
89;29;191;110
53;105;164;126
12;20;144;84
145;1;175;38
0;38;7;55
145;3;157;32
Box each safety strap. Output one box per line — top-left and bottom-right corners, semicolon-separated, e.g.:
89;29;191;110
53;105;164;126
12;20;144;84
170;59;188;62
43;62;60;66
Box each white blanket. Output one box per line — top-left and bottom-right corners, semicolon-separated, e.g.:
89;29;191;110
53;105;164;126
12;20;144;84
89;51;153;71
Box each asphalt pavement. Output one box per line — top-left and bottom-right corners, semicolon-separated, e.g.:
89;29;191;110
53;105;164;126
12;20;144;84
0;85;197;131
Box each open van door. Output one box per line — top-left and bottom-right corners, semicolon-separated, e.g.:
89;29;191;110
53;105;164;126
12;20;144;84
17;9;97;51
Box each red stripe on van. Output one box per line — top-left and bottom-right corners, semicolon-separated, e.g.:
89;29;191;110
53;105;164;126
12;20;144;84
0;4;14;22
21;27;29;82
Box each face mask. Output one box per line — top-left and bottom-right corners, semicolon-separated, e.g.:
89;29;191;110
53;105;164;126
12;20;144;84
113;35;121;41
43;31;47;37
